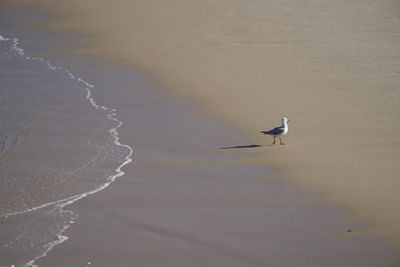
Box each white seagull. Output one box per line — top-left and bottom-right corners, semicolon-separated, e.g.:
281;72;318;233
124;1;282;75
261;117;289;145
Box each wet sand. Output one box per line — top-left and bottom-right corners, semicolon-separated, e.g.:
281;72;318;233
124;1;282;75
35;60;396;267
1;2;399;266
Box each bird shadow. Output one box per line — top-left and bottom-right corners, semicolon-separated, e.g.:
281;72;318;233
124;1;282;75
219;144;263;150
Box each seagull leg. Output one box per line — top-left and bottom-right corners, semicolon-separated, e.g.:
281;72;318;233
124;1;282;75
279;137;285;145
272;136;276;145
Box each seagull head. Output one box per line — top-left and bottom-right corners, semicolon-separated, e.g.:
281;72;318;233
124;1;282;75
281;117;289;124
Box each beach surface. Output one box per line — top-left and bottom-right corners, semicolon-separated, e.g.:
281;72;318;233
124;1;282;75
0;1;399;266
12;0;400;246
35;57;395;267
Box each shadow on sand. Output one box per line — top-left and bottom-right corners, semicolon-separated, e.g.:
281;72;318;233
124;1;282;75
219;144;263;149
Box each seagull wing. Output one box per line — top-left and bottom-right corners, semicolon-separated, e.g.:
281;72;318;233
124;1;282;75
261;127;284;136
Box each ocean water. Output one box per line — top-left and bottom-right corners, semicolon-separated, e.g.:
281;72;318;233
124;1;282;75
0;36;132;266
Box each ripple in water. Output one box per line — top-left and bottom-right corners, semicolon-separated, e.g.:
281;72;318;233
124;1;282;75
0;36;133;267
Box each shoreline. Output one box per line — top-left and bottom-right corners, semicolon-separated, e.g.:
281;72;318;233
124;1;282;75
0;2;398;266
0;7;134;266
17;0;400;250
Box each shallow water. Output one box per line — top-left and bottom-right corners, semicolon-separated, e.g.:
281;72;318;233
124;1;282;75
0;35;132;266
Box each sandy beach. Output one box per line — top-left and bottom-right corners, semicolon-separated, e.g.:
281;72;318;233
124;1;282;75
1;0;399;266
13;0;400;246
34;56;395;267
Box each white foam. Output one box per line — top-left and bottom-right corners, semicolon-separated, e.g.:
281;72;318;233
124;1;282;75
0;36;133;267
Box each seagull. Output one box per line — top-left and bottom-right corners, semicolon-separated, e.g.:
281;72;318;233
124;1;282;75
261;117;289;145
